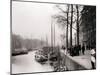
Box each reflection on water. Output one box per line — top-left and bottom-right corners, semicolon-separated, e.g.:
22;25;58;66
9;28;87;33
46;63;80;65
12;51;54;74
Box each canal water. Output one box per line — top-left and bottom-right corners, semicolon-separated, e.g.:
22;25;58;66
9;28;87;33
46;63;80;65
12;51;54;74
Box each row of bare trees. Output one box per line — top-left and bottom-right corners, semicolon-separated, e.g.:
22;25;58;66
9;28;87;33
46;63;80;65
11;34;47;51
81;6;96;49
53;4;82;53
53;4;96;52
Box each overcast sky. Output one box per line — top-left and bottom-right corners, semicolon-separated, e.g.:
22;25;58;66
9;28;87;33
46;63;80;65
12;1;64;45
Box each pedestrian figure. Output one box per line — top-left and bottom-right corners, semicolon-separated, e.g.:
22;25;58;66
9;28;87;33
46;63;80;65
79;45;81;55
76;45;80;56
73;46;76;56
74;45;77;56
69;47;71;56
82;44;85;55
71;46;74;56
90;48;96;69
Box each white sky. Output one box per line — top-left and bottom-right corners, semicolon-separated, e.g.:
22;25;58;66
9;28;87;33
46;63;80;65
12;0;82;46
12;1;63;45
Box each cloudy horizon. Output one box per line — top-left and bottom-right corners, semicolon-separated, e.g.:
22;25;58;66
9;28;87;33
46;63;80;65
12;1;64;45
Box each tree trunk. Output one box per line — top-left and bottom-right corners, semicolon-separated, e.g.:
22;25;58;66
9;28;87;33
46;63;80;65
66;5;69;52
76;5;79;46
70;4;73;49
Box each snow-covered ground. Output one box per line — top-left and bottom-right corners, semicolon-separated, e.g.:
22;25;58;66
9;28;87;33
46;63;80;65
12;49;92;74
73;50;92;69
61;49;92;69
12;51;54;74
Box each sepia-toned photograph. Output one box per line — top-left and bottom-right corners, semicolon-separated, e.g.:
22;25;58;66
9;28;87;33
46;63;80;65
11;0;96;74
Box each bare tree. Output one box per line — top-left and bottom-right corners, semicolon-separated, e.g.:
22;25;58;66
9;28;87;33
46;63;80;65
53;4;70;50
81;6;96;48
76;5;79;46
70;4;73;49
66;5;69;52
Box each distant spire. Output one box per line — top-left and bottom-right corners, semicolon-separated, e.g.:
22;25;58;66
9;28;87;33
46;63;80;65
51;18;53;47
46;35;48;46
54;24;55;47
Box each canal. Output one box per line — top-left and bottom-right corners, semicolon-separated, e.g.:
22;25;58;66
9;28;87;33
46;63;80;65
12;51;54;74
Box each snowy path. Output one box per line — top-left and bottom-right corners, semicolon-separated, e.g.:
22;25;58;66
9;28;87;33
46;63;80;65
72;50;92;69
61;49;92;69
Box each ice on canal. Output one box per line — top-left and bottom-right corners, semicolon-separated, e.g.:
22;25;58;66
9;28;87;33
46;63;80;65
12;51;54;74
